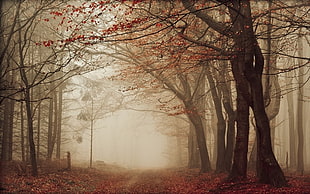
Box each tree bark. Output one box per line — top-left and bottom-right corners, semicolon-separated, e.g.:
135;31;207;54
47;95;53;160
188;123;200;168
18;17;37;175
184;101;211;172
36;98;41;161
206;67;226;173
8;98;14;161
1;98;14;161
287;84;296;169
229;91;249;180
296;31;304;175
24;88;38;176
56;85;63;159
252;75;286;186
216;12;235;172
52;89;58;158
21;101;25;162
1;62;16;161
229;1;286;187
154;65;211;172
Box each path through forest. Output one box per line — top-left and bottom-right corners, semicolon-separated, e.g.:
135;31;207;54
1;163;310;193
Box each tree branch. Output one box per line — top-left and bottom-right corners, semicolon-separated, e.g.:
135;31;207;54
181;0;233;37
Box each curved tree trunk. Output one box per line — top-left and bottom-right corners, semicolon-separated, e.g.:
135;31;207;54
181;0;287;187
229;90;249;180
250;73;286;186
229;1;286;187
184;101;211;173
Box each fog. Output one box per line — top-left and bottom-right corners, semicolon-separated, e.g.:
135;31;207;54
70;109;169;169
274;89;310;169
1;1;309;184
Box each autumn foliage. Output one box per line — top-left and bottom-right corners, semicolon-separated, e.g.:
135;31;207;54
2;0;309;191
1;163;310;193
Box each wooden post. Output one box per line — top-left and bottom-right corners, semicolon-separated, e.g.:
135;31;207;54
67;152;71;170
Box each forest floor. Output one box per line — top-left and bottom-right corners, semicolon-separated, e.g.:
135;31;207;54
1;161;310;193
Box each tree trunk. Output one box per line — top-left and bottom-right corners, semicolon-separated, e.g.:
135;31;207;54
192;64;206;169
1;67;15;161
185;101;211;173
218;69;236;172
253;79;286;186
230;1;286;187
206;67;226;173
24;88;38;176
17;15;37;175
52;89;58;157
8;98;14;161
286;77;296;169
296;32;304;175
47;96;53;160
263;0;281;151
90;98;93;168
188;124;200;168
210;108;217;167
229;91;249;180
224;111;235;172
1;98;14;161
36;99;41;161
47;85;58;160
21;101;25;162
249;51;286;186
56;85;63;159
181;0;287;186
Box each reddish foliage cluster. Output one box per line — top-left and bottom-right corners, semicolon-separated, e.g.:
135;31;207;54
102;17;149;36
39;0;171;48
158;104;184;115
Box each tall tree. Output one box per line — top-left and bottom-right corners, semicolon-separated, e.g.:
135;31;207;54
122;48;211;172
0;0;19;161
181;0;287;186
286;75;296;169
296;30;304;175
0;0;84;174
205;66;226;173
41;0;309;186
18;17;38;175
56;82;63;160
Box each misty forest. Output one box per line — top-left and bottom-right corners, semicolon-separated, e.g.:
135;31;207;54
1;0;310;193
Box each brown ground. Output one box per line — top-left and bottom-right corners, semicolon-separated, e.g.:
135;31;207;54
1;161;310;193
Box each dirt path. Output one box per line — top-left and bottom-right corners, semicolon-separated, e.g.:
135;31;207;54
1;166;310;193
94;169;173;193
85;168;310;193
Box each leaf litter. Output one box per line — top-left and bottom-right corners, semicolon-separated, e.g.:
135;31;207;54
1;167;310;193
